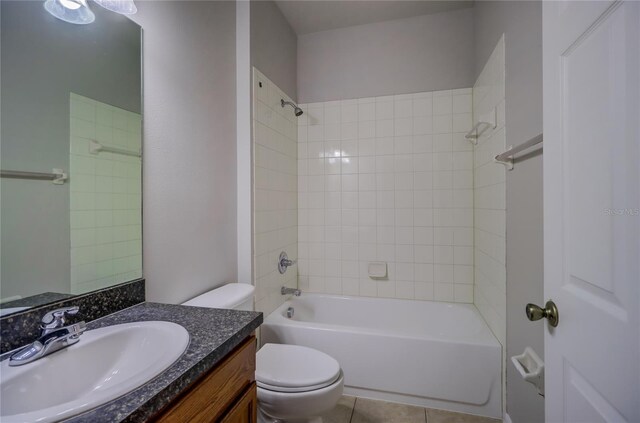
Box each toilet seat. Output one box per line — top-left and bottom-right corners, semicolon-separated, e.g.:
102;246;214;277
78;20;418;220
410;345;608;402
256;344;342;393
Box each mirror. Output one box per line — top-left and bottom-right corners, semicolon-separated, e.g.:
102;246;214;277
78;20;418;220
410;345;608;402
0;1;142;316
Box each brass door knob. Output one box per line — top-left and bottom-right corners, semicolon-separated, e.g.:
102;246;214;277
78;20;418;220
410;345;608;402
526;300;559;327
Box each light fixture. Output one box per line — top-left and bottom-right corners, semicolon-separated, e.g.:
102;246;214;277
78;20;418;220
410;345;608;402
92;0;137;15
44;0;95;24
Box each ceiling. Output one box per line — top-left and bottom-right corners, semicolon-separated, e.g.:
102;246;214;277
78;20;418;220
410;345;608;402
275;0;474;35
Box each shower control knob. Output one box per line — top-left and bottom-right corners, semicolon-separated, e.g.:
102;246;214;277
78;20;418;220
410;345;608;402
526;300;559;327
278;251;297;274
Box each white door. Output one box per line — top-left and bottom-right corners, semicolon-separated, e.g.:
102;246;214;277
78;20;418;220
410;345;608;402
543;1;639;422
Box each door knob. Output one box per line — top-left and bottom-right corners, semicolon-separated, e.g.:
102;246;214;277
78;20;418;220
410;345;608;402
526;300;559;327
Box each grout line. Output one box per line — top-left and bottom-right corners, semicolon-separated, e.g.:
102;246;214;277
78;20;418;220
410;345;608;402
349;397;357;423
425;407;428;423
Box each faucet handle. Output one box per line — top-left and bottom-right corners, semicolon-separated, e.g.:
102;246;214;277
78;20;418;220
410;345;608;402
41;306;80;330
278;251;297;274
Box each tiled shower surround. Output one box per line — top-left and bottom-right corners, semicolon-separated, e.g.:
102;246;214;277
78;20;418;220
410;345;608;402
472;36;507;414
69;94;142;294
297;90;474;302
253;69;298;316
473;36;506;346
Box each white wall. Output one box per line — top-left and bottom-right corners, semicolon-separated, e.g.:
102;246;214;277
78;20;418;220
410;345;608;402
297;90;474;301
237;0;252;287
473;2;544;422
131;1;238;304
253;69;298;315
297;8;474;104
251;0;298;101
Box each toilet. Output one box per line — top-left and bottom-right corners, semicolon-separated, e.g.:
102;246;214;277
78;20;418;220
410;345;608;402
182;283;344;423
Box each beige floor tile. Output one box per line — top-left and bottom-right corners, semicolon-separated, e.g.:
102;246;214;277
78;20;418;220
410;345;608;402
322;395;357;423
426;408;501;423
351;398;427;423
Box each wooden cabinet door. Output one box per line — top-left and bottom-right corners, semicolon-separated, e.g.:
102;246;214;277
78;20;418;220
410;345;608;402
154;336;256;423
219;383;257;423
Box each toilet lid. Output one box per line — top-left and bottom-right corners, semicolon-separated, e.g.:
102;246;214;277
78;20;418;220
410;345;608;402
256;344;341;393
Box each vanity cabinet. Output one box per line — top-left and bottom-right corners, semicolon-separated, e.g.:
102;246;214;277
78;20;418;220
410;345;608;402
219;383;258;423
154;335;257;423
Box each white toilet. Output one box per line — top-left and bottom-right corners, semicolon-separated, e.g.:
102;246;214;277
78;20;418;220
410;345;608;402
182;283;344;423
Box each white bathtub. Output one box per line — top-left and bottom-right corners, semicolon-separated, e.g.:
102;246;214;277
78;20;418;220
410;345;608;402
261;294;502;419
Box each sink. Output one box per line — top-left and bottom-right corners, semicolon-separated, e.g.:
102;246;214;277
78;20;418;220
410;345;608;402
0;320;189;422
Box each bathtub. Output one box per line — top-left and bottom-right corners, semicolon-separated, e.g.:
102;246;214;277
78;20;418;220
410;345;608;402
260;294;502;419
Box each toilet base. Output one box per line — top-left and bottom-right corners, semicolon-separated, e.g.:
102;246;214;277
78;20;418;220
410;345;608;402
256;370;343;423
258;408;323;423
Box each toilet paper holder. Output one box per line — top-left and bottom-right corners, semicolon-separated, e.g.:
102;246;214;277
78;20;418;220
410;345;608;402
511;347;545;396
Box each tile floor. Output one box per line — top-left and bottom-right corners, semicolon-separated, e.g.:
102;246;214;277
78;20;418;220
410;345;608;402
321;396;502;423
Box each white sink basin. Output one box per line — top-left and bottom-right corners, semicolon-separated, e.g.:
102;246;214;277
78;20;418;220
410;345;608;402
0;320;189;422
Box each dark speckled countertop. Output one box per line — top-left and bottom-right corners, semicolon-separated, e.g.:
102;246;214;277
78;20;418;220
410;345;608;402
60;302;262;422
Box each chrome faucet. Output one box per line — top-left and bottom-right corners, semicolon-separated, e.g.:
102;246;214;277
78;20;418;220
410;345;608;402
9;306;87;366
278;251;297;274
281;286;301;296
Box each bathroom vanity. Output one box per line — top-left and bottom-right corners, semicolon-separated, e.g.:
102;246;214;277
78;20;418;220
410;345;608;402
0;298;262;423
155;335;257;423
78;303;262;423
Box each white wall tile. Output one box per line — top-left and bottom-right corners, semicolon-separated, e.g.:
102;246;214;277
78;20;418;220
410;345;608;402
375;100;394;120
253;69;298;316
358;103;375;121
70;94;142;293
297;88;472;302
473;37;506;346
376;120;394;137
433;95;452;115
413;97;433;117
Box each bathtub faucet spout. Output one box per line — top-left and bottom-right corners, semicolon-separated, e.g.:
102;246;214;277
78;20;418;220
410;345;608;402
281;286;301;296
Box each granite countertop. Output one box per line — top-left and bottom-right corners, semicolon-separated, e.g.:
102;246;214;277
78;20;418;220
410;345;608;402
62;302;263;422
1;292;75;309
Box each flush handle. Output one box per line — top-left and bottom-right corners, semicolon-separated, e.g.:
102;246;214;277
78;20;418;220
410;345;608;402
526;300;559;327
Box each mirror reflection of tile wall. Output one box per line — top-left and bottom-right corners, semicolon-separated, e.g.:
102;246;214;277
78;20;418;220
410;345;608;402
69;94;142;294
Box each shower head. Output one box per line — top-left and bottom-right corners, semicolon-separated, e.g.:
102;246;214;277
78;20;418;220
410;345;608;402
281;99;303;117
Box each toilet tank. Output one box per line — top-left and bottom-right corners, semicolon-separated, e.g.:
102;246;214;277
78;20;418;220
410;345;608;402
182;283;254;311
